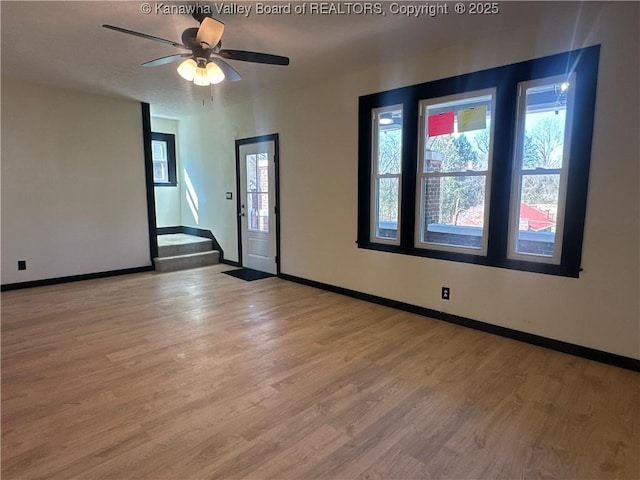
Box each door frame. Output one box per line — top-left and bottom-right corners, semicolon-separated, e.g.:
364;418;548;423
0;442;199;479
235;133;281;275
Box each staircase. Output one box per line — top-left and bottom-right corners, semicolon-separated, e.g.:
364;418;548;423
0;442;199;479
155;234;220;272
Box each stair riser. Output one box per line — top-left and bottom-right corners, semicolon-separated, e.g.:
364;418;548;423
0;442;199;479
155;251;220;273
158;241;212;258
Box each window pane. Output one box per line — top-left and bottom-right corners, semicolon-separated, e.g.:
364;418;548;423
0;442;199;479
423;94;492;173
152;140;167;162
152;133;176;186
247;154;270;232
420;175;486;249
510;75;574;263
376;177;399;239
152;140;169;183
515;174;560;256
377;109;402;175
371;105;403;244
246;154;257;192
257;154;269;192
247;192;269;233
153;161;168;183
521;83;568;170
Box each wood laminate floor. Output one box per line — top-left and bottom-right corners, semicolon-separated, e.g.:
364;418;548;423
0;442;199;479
2;265;638;479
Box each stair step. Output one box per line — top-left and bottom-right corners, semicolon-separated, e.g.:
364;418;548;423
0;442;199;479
154;250;220;273
158;237;213;258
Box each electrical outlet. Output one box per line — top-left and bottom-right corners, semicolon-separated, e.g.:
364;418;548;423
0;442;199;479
225;192;233;200
441;286;450;300
18;260;26;271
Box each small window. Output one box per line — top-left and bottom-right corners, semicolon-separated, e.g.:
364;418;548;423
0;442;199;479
508;74;575;264
371;105;403;244
152;132;177;186
416;90;495;254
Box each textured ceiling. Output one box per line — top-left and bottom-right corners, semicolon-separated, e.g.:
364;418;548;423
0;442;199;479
1;1;585;118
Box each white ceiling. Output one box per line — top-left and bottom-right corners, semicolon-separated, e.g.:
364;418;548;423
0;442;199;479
1;1;585;118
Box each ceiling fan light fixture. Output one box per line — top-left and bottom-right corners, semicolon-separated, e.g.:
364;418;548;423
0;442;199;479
206;61;225;84
177;58;197;81
104;17;289;88
193;66;210;86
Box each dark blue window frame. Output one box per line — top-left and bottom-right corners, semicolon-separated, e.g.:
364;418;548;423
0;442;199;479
152;132;177;187
357;46;600;277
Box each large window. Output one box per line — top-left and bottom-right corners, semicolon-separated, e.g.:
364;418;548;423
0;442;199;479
358;46;600;277
416;90;495;254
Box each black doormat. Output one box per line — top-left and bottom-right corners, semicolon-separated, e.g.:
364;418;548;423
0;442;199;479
223;268;274;281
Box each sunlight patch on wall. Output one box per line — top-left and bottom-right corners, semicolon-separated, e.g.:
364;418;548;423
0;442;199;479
184;168;199;224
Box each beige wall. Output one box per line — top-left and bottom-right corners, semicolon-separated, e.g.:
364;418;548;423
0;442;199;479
151;116;182;228
178;113;243;258
1;79;151;284
177;2;639;359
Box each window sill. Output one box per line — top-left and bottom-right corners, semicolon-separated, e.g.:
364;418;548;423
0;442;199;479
356;241;580;278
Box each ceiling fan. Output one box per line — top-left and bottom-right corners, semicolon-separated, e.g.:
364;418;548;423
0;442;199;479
103;14;289;86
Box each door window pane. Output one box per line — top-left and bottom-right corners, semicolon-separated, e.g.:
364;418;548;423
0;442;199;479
247;153;269;233
258;153;269;190
246;154;257;190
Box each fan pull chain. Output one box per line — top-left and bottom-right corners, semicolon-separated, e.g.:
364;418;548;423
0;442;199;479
200;86;214;107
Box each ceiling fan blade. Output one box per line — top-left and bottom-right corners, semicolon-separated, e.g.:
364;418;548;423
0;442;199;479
142;53;191;67
218;50;290;66
196;17;225;48
209;57;242;82
102;24;187;49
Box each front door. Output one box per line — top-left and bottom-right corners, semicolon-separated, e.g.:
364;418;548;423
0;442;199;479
237;136;278;274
